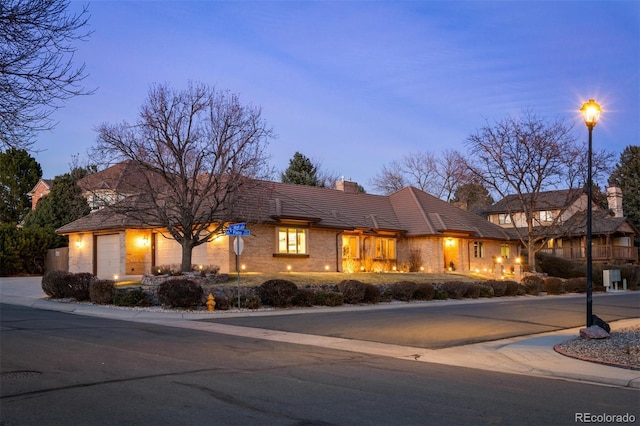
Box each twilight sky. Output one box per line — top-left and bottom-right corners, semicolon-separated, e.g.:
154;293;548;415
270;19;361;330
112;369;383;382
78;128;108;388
35;0;639;193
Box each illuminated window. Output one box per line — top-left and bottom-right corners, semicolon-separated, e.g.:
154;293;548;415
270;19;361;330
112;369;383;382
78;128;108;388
342;235;359;258
500;243;510;259
278;228;306;254
375;238;396;259
498;213;511;224
473;241;485;258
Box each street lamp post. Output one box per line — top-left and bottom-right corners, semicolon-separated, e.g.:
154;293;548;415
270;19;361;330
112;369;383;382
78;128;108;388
580;99;602;328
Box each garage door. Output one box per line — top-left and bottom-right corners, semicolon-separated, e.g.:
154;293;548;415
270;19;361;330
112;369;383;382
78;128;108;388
96;234;120;279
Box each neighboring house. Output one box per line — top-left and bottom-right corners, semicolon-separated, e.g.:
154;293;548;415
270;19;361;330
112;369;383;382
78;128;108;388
26;179;53;210
484;187;638;264
56;168;519;280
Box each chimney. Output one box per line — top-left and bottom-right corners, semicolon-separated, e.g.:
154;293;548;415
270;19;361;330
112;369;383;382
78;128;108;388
606;186;623;218
336;177;359;194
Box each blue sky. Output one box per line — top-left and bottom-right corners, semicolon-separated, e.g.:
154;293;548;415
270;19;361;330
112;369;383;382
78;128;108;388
35;0;639;193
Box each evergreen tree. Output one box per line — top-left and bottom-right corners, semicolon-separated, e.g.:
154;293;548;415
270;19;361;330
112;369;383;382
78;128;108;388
451;182;494;215
609;145;640;230
23;167;91;247
0;148;42;224
281;152;320;186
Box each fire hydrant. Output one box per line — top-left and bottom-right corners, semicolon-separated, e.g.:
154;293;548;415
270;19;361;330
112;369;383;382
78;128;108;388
206;293;216;312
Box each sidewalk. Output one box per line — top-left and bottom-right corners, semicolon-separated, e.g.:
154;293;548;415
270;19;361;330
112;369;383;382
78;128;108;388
1;276;639;389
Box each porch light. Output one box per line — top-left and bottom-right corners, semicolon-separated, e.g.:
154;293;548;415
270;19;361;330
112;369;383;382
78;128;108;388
515;257;522;264
75;238;84;249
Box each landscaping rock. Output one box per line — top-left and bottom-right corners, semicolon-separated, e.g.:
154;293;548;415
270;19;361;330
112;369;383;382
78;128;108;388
579;325;610;340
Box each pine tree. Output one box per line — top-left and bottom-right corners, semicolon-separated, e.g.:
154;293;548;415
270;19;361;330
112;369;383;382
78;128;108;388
281;152;320;186
0;148;42;224
609;145;640;230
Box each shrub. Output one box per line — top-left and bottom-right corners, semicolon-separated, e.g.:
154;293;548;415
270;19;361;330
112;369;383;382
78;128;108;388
433;289;448;300
41;270;73;298
313;291;344;306
521;275;544;295
477;284;494;298
230;293;261;310
465;282;482;299
293;288;316;307
212;294;231;310
363;283;380;304
412;283;435;301
69;272;94;301
408;249;422;272
563;277;587;293
258;279;298;307
439;281;469;299
379;287;394;302
504;281;520;296
157;279;203;309
536;253;584;278
114;288;152;307
486;280;507;297
391;281;418;301
337;280;368;304
543;277;564;295
90;280;115;304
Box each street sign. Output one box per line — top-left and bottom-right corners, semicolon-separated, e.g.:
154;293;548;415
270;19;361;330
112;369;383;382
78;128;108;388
225;223;249;236
233;236;244;255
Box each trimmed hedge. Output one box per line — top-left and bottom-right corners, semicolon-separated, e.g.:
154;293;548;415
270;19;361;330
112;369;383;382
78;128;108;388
114;288;152;307
90;280;115;304
543;277;564;295
41;270;74;298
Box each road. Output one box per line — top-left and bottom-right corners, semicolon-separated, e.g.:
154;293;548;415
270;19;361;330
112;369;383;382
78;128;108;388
1;298;639;426
204;292;640;348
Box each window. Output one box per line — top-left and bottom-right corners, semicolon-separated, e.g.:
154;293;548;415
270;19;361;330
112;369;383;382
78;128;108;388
539;210;553;222
375;238;396;259
473;241;485;258
500;243;510;259
278;227;306;254
498;213;511;224
342;235;359;258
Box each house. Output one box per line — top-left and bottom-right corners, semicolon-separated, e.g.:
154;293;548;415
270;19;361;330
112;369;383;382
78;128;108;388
26;179;53;210
483;187;638;263
56;170;519;280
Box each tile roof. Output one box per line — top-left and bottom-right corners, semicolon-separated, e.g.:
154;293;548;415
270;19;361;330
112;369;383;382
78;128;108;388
57;178;512;241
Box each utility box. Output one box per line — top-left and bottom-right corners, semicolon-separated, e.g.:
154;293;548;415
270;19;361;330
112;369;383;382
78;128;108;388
603;269;621;291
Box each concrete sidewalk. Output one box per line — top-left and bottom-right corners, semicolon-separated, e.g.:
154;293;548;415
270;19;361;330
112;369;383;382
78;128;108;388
1;276;639;389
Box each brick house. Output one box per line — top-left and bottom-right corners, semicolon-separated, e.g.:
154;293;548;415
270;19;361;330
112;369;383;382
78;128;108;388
26;179;53;210
56;166;518;280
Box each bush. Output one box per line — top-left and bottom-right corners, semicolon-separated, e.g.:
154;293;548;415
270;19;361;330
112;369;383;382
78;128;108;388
69;272;94;301
465;282;482;299
504;281;520;296
258;279;298;307
536;253;584;278
313;291;344;306
486;280;507;297
521;275;544;295
391;281;418;301
563;277;587;293
293;288;316;307
114;288;152;307
41;270;73;298
363;283;380;304
337;280;368;304
433;289;448;300
477;284;494;298
413;283;435;301
90;280;115;304
543;277;564;295
439;281;469;299
230;293;262;310
157;279;203;309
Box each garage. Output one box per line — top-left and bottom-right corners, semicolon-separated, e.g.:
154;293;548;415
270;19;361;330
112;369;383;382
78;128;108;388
96;234;121;279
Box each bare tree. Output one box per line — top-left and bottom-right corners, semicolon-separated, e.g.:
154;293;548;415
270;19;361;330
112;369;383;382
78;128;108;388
370;149;469;199
94;82;274;272
369;161;406;194
0;0;94;149
463;110;614;271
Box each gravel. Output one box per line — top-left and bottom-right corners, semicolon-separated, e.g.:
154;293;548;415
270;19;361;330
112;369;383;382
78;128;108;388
555;325;640;370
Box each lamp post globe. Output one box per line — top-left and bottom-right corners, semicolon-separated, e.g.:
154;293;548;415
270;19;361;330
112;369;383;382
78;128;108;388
580;99;601;328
